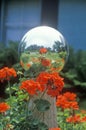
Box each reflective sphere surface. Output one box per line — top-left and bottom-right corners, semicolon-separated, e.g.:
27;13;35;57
19;26;68;72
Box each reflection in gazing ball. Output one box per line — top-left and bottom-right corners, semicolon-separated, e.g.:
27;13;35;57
19;26;68;73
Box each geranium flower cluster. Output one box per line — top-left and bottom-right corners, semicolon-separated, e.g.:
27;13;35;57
36;72;64;97
0;67;17;82
0;67;17;114
20;79;42;95
49;128;61;130
56;92;86;130
39;48;47;54
0;102;10;113
66;114;86;124
0;66;64;130
56;92;79;110
20;72;64;97
20;71;64;97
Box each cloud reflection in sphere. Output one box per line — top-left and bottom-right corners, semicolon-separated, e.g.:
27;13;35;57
19;26;68;72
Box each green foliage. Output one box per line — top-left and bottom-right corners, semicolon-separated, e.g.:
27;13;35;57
79;98;86;110
61;46;86;97
0;41;19;68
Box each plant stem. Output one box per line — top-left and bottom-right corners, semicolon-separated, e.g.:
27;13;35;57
39;86;48;99
8;81;12;100
32;87;48;113
26;99;29;117
8;80;13;114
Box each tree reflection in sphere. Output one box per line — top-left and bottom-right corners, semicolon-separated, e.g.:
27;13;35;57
18;26;68;74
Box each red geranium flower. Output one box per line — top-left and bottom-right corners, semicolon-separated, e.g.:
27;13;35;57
36;72;64;97
0;67;17;82
70;101;79;110
66;115;81;123
49;128;61;130
56;92;79;110
20;79;42;95
41;58;51;67
63;92;77;101
81;116;86;122
0;102;10;113
56;95;70;109
39;48;47;54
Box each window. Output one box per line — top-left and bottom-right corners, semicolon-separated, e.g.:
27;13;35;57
1;0;42;45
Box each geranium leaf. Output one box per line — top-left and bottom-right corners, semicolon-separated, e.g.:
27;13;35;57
38;122;48;130
34;99;51;112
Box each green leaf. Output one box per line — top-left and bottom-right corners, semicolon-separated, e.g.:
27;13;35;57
27;118;39;129
73;79;86;87
38;122;48;130
0;125;3;130
73;79;81;86
34;99;51;112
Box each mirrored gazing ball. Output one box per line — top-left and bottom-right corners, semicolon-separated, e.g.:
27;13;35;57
19;26;69;72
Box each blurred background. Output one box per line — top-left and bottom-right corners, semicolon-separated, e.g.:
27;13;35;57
0;0;86;50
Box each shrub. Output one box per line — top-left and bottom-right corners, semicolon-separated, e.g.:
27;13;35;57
0;41;19;68
61;47;86;98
